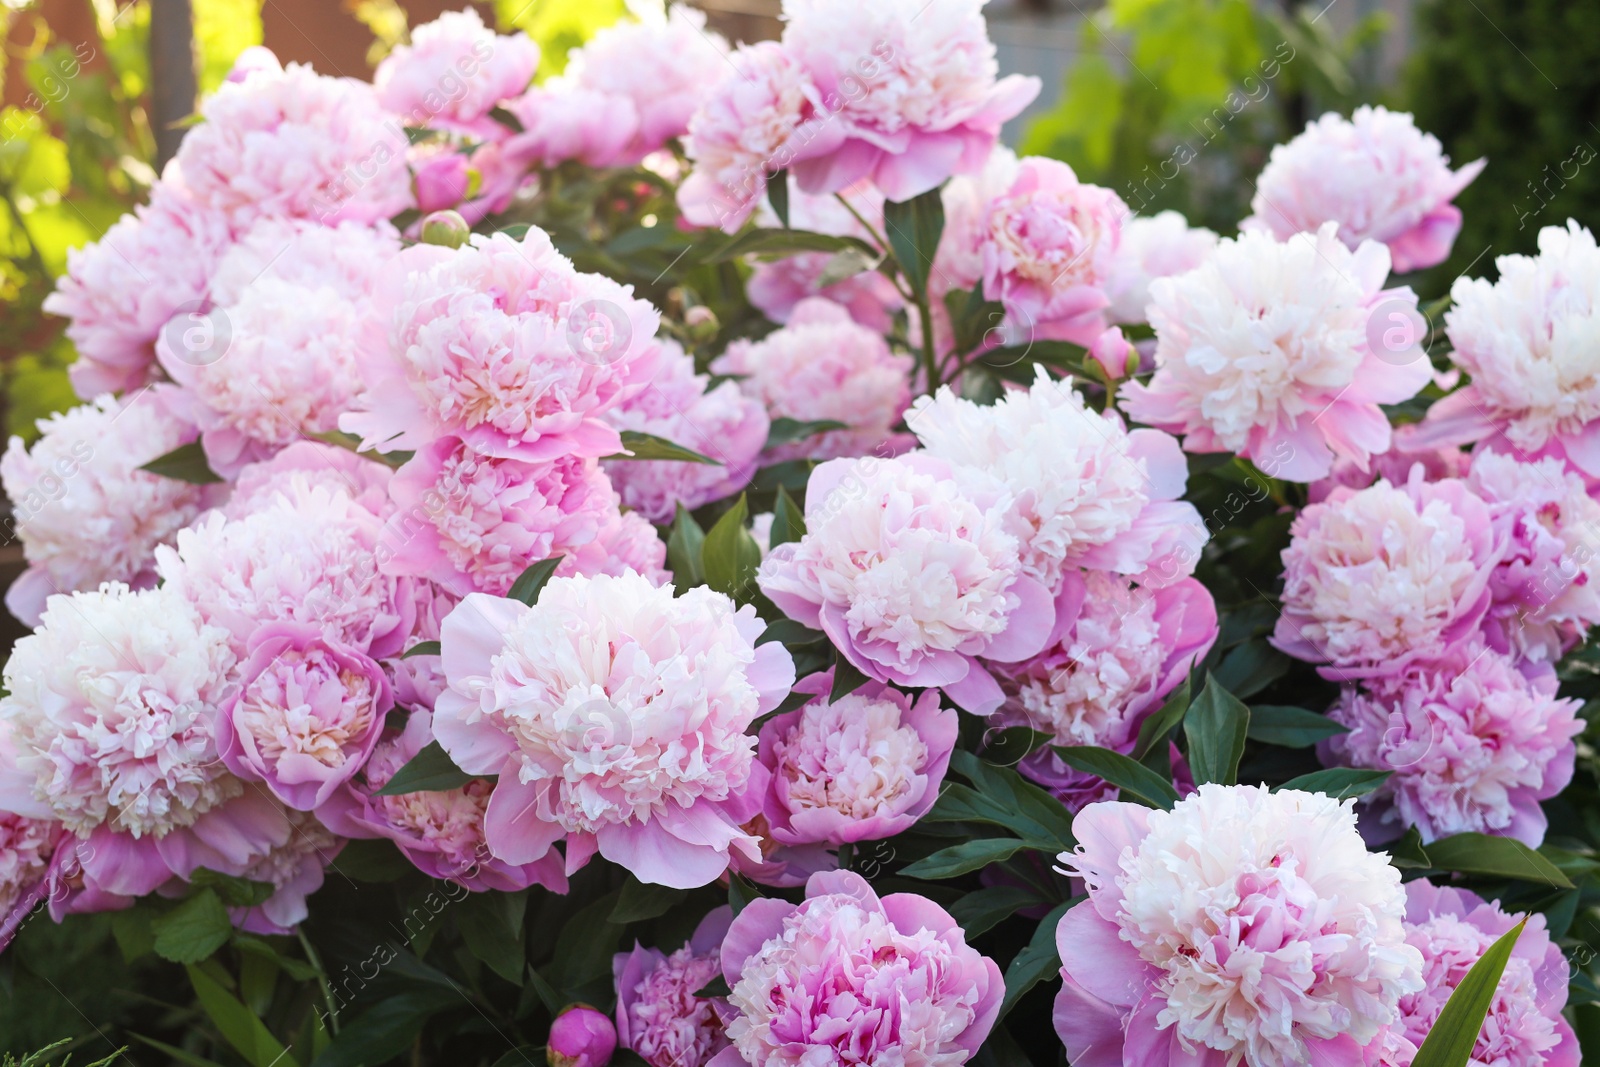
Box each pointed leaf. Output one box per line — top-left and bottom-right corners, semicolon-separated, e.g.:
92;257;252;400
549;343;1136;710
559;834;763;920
140;441;223;484
402;640;442;659
999;901;1072;1020
610;879;687;924
882;187;945;295
1184;675;1250;785
899;839;1025;880
152;890;233;964
829;655;869;702
610;430;719;464
372;740;487;796
1276;768;1391;800
768;169;790;228
1053;745;1179;810
1423;833;1574;889
188;963;300;1067
765;417;849;449
1248;705;1347;748
702;495;762;598
948;885;1044;939
667;504;706;589
507;556;564;607
1410;920;1526;1067
704;228;873;263
1132;679;1191;759
770;484;807;548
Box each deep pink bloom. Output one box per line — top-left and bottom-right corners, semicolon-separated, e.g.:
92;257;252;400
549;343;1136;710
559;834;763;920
1306;438;1470;505
374;9;537;138
549;1005;617;1067
1245;107;1484;273
712;870;1003;1067
432;574;794;889
217;622;392;811
0;811;62;951
613;907;733;1067
756;672;956;847
757;454;1055;715
1272;470;1502;679
1322;644;1581;847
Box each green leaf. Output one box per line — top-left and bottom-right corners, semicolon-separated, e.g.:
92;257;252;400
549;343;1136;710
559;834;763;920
768;169;790;228
728;873;762;917
667;504;706;589
935;750;1077;852
233;936;318;981
610;878;687;924
1410;919;1526;1067
702;495;762;598
131;1034;230;1067
1276;768;1392;800
372;740;485;796
488;105;525;133
139;441;223;484
553;891;627;993
882;187;946;296
1212;639;1290;700
770;484;807;549
695;975;733;998
999;901;1072;1020
506;556;564;607
402;640;442;659
331;839;414;882
704;228;873;263
829;655;870;702
1184;675;1251;786
899;838;1025;880
526;966;563;1016
187;963;300;1067
765;417;850;449
189;869;275;908
610;430;719;464
457;889;527;984
1423;833;1575;889
310;990;455;1067
814;246;881;288
948;885;1043;939
756;618;824;648
1248;705;1348;748
1132;679;1191;759
1053;745;1180;810
151;890;232;964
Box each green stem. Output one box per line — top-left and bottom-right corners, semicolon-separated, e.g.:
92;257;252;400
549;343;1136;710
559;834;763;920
913;291;939;394
833;193;913;302
298;928;341;1036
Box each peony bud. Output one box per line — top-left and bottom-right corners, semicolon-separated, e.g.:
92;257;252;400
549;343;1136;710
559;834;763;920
684;305;719;343
414;154;472;214
1088;325;1135;380
419;210;471;249
547;1004;616;1067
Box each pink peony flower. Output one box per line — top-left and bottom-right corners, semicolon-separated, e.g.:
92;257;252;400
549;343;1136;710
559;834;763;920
710;298;914;463
382;580;457;714
156;477;415;659
341;228;660;462
2;390;215;627
226;806;344;935
777;0;1039;202
910;367;1205;592
1412;222;1600;480
217;622;392;811
1322;644;1581;847
1120;223;1434;482
1054;785;1424;1067
502;85;640;171
42;185;231;397
677;42;842;233
318;710;566;892
1103;210;1218;326
432;572;795;889
1306;437;1469;505
756;672;956;847
757;453;1054;715
563;509;671;587
226;441;395;521
0;812;62;950
1273;470;1502;679
601;340;768;524
38;833;134;921
379;435;619;598
978;157;1126;345
1244;106;1484;273
712;870;1003;1067
745;185;904;333
206;216;400;306
1387;880;1579;1067
613;907;734;1067
936;145;1020;294
1465;450;1600;663
550;1005;618;1067
374;9;537;137
172;53;412;228
996;573;1217;810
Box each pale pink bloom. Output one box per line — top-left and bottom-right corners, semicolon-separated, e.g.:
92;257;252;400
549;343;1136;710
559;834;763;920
996;573;1216;810
2;390;214;626
1388;881;1579;1067
550;1005;618;1067
42;185;231;397
1121;223;1434;482
156;477;415;659
1245;107;1484;273
778;0;1039;202
382;579;457;714
318;710;566;892
910;367;1205;592
602;340;768;524
160;277;378;477
936;145;1021;294
614;908;734;1067
757;454;1054;715
712;870;1003;1067
172;54;411;228
432;573;795;889
757;673;956;847
226;441;395;521
1055;786;1424;1067
502;84;640;171
555;7;731;165
979;157;1125;345
227;807;343;934
0;812;62;950
563;509;671;587
1412;222;1600;480
1465;450;1600;662
1323;645;1581;847
341;229;661;462
745;185;904;333
206;216;400;306
678;42;842;233
217;622;392;811
711;298;914;463
374;9;537;137
1103;210;1218;326
379;436;619;598
1273;471;1502;679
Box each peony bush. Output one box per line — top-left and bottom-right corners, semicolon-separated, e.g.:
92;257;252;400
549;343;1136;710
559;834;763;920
3;3;1596;1067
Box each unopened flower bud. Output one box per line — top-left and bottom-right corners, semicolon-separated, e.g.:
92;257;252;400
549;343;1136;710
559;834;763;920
419;209;471;249
684;305;719;343
547;1003;616;1067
